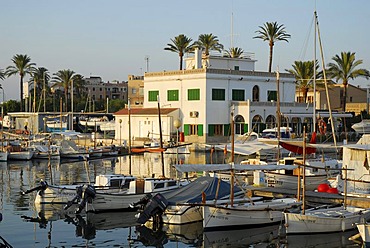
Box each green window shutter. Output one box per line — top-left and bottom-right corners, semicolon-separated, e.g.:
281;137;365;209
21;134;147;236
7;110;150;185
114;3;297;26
197;124;203;136
184;124;189;136
232;89;245;101
243;123;248;133
188;89;200;101
208;124;214;136
223;124;230;136
212;89;225;101
167;90;179;101
148;90;159;102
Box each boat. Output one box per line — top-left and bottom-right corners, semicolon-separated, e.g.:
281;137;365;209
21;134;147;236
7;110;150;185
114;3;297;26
46;120;67;132
0;150;8;161
29;174;137;205
79;116;110;129
31;144;60;160
88;147;103;158
356;222;370;245
59;140;89;160
75;177;189;213
101;145;119;156
284;205;370;234
6;144;34;160
352;120;370;134
99;120;115;132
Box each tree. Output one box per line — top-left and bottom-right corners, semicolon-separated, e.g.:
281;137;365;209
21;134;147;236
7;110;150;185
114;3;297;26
286;60;321;103
326;51;370;112
195;33;224;56
0;68;5;80
6;54;36;111
164;34;195;70
29;67;50;111
254;22;291;73
52;69;81;112
224;47;244;58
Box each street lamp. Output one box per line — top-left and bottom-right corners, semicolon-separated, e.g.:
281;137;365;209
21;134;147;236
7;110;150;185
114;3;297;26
119;119;122;150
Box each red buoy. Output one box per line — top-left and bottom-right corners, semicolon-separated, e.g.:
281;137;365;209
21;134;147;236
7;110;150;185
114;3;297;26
327;188;339;194
317;183;330;192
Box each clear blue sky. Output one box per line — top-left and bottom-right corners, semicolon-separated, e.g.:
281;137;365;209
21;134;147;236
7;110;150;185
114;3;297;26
1;0;369;100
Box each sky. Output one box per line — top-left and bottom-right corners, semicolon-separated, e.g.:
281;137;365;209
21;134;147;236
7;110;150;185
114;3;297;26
1;0;369;101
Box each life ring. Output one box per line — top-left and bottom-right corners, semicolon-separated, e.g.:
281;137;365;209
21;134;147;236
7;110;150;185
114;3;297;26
318;120;327;135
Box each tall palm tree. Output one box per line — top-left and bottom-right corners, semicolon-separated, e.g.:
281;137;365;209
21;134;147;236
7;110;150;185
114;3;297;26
224;47;244;58
286;60;321;103
326;51;370;112
253;22;291;73
6;54;36;111
52;69;80;112
164;34;195;70
195;33;224;56
29;67;50;111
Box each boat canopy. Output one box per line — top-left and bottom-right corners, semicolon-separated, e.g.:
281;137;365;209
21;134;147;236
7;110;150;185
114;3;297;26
174;163;297;173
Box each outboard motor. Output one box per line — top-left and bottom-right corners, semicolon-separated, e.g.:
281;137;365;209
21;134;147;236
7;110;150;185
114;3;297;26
22;181;48;195
136;193;168;226
64;186;83;210
75;185;96;214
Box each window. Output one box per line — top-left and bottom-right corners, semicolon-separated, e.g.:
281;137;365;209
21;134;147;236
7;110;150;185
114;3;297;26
132;88;137;94
252;85;259;102
234;66;239;71
232;89;245;101
100;88;102;91
184;124;203;136
148;90;159;102
208;124;223;136
212;89;225;101
268;90;277;101
167;89;179;101
100;95;102;99
93;87;95;91
188;89;200;100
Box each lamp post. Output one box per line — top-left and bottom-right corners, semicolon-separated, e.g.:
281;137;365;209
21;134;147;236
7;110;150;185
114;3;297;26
119;119;122;150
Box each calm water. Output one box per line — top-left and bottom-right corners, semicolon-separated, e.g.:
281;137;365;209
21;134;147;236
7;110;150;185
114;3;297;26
0;152;364;247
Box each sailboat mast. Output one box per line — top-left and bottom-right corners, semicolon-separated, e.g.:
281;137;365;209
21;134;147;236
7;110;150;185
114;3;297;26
313;12;317;133
230;105;235;206
157;96;165;177
276;70;281;160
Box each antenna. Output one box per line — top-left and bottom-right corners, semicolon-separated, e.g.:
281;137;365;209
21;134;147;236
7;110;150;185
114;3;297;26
144;56;150;73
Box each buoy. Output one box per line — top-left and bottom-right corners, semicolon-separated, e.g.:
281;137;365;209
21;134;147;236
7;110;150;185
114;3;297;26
317;183;330;192
318;119;327;135
327;187;339;194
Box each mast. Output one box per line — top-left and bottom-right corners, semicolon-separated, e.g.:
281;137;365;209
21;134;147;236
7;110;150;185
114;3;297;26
230;105;235;206
313;12;317;133
276;69;281;160
157;96;165;177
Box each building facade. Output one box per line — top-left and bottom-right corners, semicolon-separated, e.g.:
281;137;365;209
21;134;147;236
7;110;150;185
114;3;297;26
84;76;128;102
127;75;144;107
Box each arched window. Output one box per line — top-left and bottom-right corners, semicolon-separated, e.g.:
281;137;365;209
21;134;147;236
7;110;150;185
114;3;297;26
266;115;276;129
252;115;264;133
234;115;245;135
252;85;259;102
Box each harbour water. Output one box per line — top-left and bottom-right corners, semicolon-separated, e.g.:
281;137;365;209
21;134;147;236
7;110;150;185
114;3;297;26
0;152;364;247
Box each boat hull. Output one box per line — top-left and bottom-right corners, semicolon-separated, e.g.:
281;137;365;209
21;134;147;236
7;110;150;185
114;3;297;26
162;205;203;225
284;206;370;234
357;223;370;243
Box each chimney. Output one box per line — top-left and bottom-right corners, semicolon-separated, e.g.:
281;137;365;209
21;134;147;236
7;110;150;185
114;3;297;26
194;48;202;69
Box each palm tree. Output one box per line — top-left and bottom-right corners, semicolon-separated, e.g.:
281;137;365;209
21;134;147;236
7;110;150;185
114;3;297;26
164;34;195;70
29;67;50;111
224;47;244;58
6;54;36;111
253;22;291;73
195;33;224;56
326;51;370;112
0;68;5;80
52;69;80;112
286;60;321;103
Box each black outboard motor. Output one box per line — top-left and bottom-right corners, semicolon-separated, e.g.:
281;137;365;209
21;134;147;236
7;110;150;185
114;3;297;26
64;186;83;210
75;185;96;214
136;193;168;225
22;181;48;195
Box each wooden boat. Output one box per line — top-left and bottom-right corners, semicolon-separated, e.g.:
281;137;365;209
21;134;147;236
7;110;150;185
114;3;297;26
284;206;370;234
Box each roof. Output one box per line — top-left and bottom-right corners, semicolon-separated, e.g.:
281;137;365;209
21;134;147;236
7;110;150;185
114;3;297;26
114;108;178;115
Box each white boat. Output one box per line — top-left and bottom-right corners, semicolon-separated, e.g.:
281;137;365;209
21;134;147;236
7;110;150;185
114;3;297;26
356;222;370;244
89;147;103;158
79;116;110;128
79;177;189;213
32;174;137;205
46;120;67;132
7;145;34;160
59;140;89;160
284;206;370;234
202;198;301;231
352;120;370;134
32;144;60;160
99;120;115;131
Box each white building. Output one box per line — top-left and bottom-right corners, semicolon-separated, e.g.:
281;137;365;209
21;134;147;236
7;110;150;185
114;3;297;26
115;50;313;144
